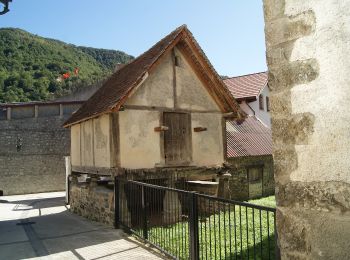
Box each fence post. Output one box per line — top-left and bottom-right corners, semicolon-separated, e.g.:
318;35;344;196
274;212;281;260
66;175;70;205
188;192;199;260
114;177;120;229
141;185;148;240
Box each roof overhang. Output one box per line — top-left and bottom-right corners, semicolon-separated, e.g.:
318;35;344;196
63;25;245;127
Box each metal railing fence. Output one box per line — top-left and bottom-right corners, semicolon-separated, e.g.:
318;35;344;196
114;178;279;260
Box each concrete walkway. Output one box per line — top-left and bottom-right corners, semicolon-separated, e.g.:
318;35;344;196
0;192;163;260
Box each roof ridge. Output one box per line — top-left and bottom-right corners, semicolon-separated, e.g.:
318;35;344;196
111;24;187;76
225;71;268;80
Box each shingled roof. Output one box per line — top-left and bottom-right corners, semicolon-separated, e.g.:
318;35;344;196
223;72;268;101
64;25;243;127
226;116;272;158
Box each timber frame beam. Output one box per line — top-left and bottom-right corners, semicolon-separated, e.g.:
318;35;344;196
121;104;222;114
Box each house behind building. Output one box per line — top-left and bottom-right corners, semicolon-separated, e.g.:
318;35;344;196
224;72;271;128
222;71;274;200
225;116;274;200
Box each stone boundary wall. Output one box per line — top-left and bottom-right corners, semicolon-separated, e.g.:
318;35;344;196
0;102;82;195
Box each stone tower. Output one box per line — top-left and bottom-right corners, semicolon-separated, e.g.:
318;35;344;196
263;0;350;259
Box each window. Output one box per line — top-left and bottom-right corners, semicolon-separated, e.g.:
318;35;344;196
266;96;270;112
259;95;264;110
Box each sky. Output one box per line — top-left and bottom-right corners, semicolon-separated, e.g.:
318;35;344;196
0;0;267;77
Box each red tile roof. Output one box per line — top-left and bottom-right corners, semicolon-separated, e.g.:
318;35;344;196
224;72;268;100
64;25;243;127
226;116;272;158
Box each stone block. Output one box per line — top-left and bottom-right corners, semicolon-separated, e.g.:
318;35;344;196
272;112;315;146
268;59;319;91
265;10;316;47
162;190;182;225
263;0;285;22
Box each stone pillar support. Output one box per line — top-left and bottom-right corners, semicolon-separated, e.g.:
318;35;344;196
6;107;11;120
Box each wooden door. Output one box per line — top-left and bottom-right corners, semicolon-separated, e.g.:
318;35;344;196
163;112;191;165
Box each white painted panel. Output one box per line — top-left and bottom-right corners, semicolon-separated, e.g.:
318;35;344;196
119;110;161;169
80;120;94;167
70;124;81;166
93;114;111;168
191;113;224;166
175;48;220;111
126;53;174;108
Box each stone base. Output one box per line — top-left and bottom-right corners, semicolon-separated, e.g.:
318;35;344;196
69;175;115;226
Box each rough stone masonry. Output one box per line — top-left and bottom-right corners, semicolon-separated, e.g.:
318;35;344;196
263;0;350;259
0;116;69;195
0;102;82;195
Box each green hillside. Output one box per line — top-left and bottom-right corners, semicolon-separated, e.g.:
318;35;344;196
0;28;134;102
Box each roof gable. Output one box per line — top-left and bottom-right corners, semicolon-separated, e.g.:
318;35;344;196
64;25;243;127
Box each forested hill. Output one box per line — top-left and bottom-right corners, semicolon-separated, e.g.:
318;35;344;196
0;28;134;103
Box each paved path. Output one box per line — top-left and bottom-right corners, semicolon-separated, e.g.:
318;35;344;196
0;192;163;260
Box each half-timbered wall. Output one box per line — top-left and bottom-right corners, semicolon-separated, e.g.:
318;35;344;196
71;114;113;170
119;47;224;169
71;45;226;170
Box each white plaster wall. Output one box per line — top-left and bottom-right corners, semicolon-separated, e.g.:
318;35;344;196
240;101;255;116
93;114;111;168
71;44;228;170
247;85;271;128
174;48;220;111
71;124;81;166
80;120;94;167
119;110;161;169
126;53;174;108
285;0;350;183
191;113;224;166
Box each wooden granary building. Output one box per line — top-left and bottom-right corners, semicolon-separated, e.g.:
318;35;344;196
64;25;244;224
64;25;243;173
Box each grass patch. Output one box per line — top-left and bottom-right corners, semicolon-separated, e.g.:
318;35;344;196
143;196;277;260
248;195;276;208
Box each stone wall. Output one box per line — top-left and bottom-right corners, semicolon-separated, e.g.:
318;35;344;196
0;102;82;195
263;0;350;258
225;155;274;200
69;175;115;226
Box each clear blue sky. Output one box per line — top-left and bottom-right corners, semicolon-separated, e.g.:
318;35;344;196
1;0;267;77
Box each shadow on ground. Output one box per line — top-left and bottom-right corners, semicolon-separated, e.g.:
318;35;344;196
0;194;162;260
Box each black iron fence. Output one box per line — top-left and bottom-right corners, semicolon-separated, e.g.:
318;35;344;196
114;178;279;260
